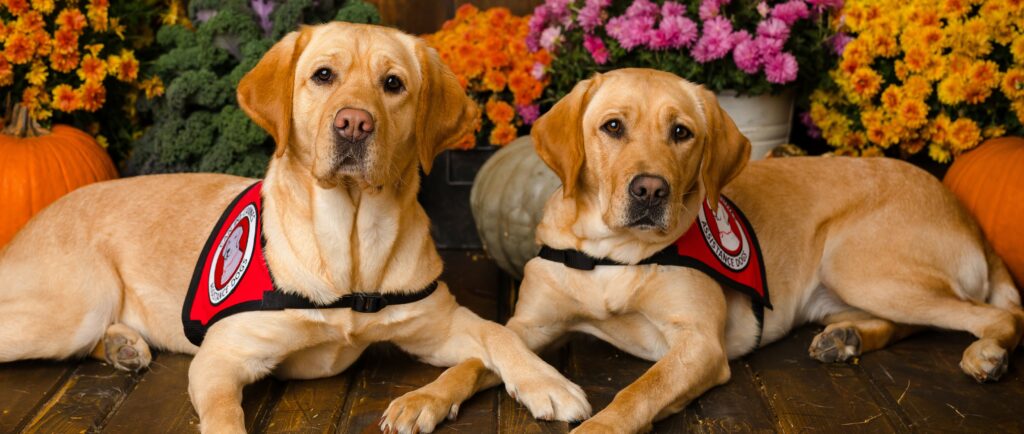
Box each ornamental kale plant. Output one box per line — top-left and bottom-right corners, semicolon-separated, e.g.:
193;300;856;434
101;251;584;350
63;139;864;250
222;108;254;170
125;0;379;177
530;0;844;100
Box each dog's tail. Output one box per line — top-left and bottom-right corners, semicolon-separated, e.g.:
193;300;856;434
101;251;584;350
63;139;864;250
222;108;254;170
985;241;1022;310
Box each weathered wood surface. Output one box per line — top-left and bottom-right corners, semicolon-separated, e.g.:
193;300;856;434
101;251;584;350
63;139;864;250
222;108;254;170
1;250;1022;433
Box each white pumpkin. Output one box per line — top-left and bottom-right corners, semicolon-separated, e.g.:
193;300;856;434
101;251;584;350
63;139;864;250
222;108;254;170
470;136;560;279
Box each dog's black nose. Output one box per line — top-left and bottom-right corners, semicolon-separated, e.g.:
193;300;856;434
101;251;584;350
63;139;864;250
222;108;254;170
335;108;374;143
629;175;669;205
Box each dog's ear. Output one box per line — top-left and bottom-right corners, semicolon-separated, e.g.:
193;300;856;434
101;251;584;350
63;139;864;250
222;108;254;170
415;43;479;175
532;76;599;198
698;88;750;211
237;28;312;158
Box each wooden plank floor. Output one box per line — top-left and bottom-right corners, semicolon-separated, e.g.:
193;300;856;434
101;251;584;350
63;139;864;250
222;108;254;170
2;250;1023;433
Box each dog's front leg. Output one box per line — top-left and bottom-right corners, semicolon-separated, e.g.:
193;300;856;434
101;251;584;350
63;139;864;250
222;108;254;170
382;272;584;433
188;347;251;434
188;314;316;434
573;279;731;434
383;288;589;433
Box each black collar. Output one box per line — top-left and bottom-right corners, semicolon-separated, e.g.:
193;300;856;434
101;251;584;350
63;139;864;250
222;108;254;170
538;245;673;270
261;281;439;313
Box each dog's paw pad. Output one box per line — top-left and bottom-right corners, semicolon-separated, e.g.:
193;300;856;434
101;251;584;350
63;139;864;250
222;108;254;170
809;327;861;363
961;340;1008;383
103;332;150;372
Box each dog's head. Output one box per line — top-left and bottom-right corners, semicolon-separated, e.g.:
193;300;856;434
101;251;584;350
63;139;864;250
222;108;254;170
238;23;478;188
533;68;749;241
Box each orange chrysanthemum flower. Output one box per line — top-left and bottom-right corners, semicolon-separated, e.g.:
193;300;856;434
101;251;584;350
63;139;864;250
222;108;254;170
56;8;87;32
482;70;507;92
489;122;517;146
49;49;79;72
15;10;45;33
485;99;515;124
77;54;106;82
4;0;30;15
53;27;78;54
51;84;80;112
0;56;13;86
108;49;138;81
4;32;35;64
78;81;106;112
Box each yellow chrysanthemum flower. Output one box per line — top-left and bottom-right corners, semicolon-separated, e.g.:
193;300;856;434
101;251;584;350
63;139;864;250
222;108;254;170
139;75;165;99
902;75;933;99
30;0;53;14
26;60;47;86
937;76;966;105
983;125;1006;139
947;117;982;152
848;67;883;100
1012;100;1024;125
897;98;929;128
1002;68;1024;99
928;144;951;163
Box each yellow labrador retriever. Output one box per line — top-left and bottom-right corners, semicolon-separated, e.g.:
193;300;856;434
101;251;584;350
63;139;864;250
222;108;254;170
384;68;1024;433
0;23;590;433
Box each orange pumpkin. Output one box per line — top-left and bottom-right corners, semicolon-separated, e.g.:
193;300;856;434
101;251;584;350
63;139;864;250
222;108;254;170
943;137;1024;291
0;104;118;248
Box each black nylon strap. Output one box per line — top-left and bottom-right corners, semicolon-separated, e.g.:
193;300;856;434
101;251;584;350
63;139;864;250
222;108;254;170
261;281;439;313
538;246;628;270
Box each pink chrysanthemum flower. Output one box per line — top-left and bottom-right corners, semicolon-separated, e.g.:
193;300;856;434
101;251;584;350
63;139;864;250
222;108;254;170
764;51;798;83
518;104;541;125
583;34;610;64
625;0;660;18
732;31;762;73
771;0;810;25
757;17;790;42
578;0;611;32
650;15;698;50
539;26;563;52
692;16;735;62
607;15;655;51
699;0;730;20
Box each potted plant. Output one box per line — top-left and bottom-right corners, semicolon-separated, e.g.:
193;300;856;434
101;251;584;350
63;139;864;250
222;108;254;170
420;5;553;248
807;0;1024;163
0;0;159;247
528;0;844;159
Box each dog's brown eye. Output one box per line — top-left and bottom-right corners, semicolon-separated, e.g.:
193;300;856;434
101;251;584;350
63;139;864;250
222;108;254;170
383;75;404;93
313;67;334;84
602;119;624;138
672;124;692;142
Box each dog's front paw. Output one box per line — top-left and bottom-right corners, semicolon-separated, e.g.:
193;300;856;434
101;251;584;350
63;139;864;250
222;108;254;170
380;389;459;434
505;367;591;422
960;338;1009;382
809;326;861;363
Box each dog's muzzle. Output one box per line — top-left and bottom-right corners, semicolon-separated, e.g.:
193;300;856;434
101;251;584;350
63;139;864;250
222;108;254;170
333;107;374;170
626;174;669;229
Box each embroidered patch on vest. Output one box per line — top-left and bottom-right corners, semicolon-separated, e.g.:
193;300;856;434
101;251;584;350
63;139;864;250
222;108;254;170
672;196;769;307
183;181;275;346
